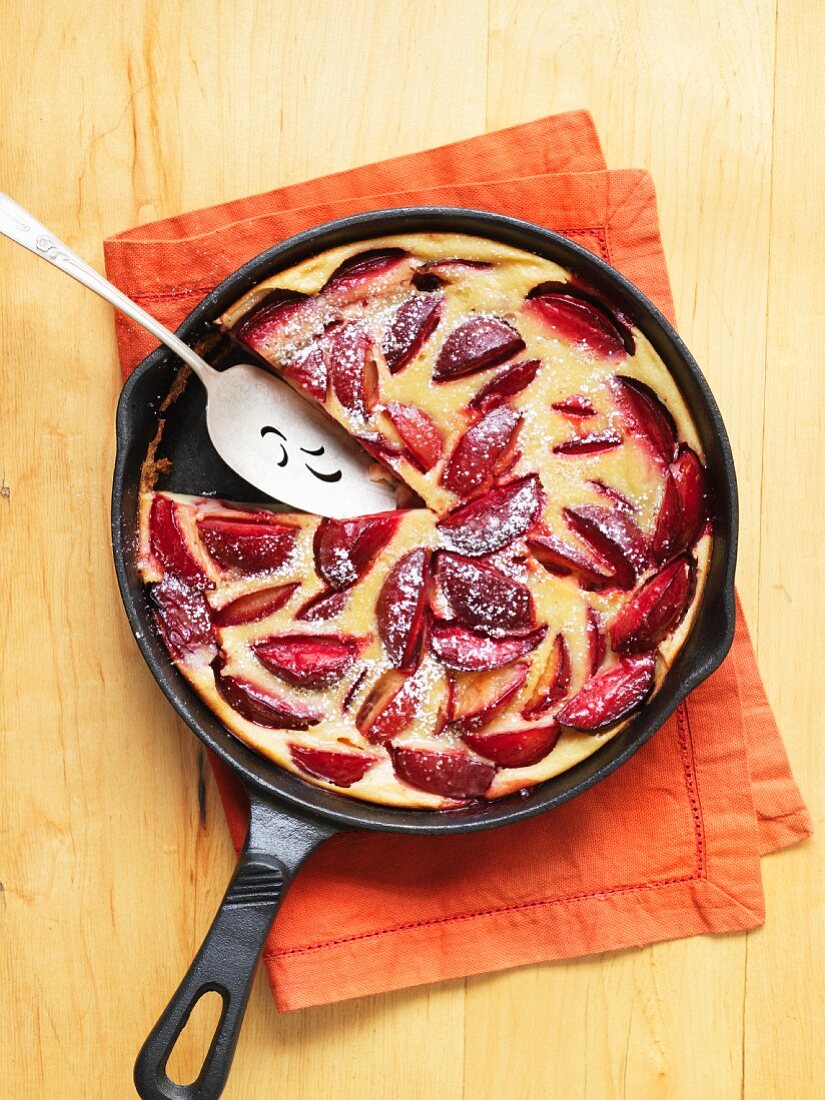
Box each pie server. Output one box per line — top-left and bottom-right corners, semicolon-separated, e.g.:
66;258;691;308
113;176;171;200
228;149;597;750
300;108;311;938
109;207;737;1100
0;193;396;519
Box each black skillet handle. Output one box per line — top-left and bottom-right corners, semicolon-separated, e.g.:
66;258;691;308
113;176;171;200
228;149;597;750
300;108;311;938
133;797;338;1100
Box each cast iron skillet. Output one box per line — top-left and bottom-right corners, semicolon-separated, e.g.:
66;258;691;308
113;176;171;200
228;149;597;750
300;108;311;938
112;208;738;1100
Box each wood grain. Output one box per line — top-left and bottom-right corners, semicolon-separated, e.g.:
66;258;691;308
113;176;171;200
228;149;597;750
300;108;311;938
0;1;820;1097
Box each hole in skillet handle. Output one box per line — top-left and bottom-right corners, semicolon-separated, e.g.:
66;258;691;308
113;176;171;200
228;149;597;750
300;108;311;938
133;795;338;1100
165;990;225;1087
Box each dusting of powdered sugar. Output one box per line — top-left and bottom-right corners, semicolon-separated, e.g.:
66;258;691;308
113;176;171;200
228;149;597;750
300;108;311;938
439;476;541;556
394;654;448;738
487;546;530;583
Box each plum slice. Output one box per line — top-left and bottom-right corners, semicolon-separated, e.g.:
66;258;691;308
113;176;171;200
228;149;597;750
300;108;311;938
231;288;327;361
289;744;378;787
197;514;299;575
469;359;541;415
551;394;597;417
522;633;571;717
413;258;493;287
525;280;634;357
586;606;606;674
382;293;444;374
449;662;530;733
493;447;523;483
321;247;410;305
430;621;546;671
563;505;649;590
212;582;299;628
557;653;656;732
390;745;495;799
612;375;677;466
376;548;430;668
150;575;215;660
149;496;210;587
434;552;534;639
294;587;349;622
386;402;444;471
440;406;522;496
653;447;708;562
670;445;707;548
527;529;616;587
253;633;366;688
313;512;401;590
553;430;623;456
437;474;544;556
213;658;322;730
356;668;419;745
353;431;406;472
462;720;561;768
328;322;379;418
342;667;369;712
651;471;683;564
587;479;636;513
433;316;525;382
281;338;329;402
610;555;696;654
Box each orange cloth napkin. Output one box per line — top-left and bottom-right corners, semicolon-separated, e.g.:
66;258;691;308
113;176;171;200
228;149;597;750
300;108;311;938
105;111;812;1011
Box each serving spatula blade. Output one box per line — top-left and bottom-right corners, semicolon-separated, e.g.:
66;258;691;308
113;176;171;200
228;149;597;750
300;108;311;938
203;363;396;517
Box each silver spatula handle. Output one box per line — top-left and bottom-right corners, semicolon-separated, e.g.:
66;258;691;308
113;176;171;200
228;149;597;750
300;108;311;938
0;192;215;383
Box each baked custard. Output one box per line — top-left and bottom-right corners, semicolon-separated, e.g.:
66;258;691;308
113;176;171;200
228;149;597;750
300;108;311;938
138;233;711;809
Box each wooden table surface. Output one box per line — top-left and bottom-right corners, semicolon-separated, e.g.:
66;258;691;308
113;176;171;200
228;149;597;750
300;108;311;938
1;2;823;1096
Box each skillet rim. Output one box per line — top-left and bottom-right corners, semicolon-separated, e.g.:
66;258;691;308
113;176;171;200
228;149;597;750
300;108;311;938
111;205;738;836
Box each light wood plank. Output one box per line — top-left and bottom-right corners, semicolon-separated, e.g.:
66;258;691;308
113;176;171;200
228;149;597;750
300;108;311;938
746;1;825;1096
